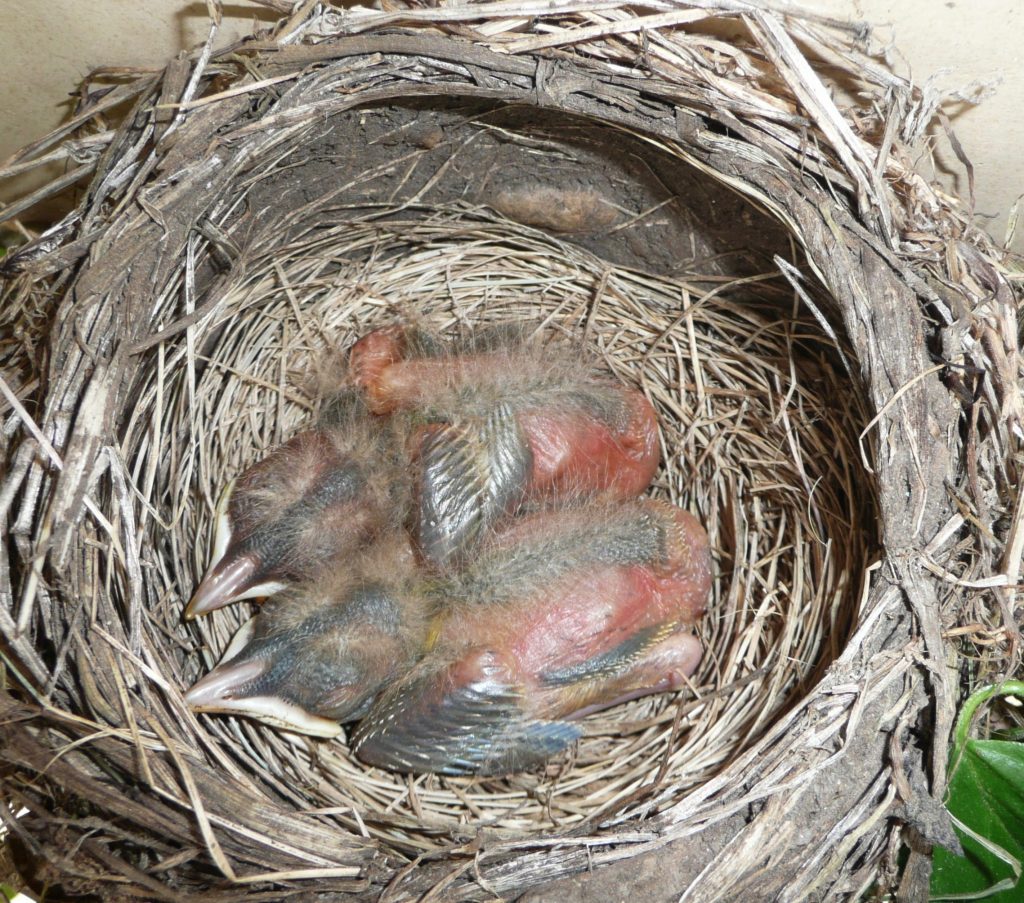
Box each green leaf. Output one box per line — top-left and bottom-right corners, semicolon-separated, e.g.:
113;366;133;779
931;682;1024;901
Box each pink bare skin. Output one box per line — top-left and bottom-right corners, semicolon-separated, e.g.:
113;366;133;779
354;499;711;775
348;325;662;565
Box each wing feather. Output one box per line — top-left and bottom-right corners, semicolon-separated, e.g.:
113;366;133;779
354;651;581;776
415;403;531;564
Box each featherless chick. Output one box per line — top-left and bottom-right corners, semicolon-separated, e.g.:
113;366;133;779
348;323;661;565
352;499;711;775
185;391;409;618
185;539;430;736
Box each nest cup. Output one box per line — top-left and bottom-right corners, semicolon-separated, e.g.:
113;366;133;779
1;4;1018;900
171;209;872;833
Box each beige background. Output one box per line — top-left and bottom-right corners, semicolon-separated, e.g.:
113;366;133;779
1;1;1021;251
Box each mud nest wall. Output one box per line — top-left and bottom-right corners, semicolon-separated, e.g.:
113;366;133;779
1;3;1021;901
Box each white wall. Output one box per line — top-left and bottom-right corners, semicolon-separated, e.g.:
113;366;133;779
813;0;1023;253
2;1;1021;251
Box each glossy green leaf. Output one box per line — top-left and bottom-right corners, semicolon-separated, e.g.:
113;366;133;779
931;682;1024;901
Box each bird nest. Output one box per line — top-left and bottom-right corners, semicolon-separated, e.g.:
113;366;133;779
1;3;1020;901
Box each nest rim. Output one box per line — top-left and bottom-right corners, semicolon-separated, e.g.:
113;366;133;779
2;4;1019;899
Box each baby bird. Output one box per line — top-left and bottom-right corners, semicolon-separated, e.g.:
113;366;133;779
185;539;429;736
348;324;661;565
352;499;711;775
185;391;408;619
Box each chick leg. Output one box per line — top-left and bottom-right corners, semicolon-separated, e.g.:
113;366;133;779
551;630;703;720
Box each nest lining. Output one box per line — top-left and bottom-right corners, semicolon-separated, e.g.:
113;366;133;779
123;209;874;844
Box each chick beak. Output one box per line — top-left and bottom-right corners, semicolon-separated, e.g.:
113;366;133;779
185;479;256;619
184;554;262;620
185;658;267;708
185;659;342;738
